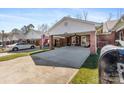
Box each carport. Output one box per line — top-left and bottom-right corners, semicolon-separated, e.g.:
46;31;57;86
48;17;98;54
49;31;96;54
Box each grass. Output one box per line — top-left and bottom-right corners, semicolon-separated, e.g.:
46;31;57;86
71;49;100;84
0;49;49;62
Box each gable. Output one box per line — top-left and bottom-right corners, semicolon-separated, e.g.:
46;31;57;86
103;20;118;33
49;18;96;35
113;18;124;32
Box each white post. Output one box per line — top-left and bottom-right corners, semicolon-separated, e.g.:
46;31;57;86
2;30;4;48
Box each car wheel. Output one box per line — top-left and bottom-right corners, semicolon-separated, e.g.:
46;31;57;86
31;46;35;49
13;47;18;51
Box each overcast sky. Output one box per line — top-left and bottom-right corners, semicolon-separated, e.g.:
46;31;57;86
0;8;124;32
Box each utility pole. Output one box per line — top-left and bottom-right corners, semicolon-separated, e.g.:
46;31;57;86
2;30;4;47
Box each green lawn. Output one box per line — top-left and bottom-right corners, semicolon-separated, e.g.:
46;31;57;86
0;49;49;62
71;49;100;84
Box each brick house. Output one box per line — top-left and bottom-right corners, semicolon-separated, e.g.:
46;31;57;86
48;17;101;54
97;15;124;48
112;16;124;41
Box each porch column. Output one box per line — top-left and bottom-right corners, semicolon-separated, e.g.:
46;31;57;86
49;35;54;50
90;31;97;54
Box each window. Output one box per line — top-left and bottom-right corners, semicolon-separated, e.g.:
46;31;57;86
119;31;124;40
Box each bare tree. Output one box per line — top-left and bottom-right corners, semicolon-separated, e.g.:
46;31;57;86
21;24;35;33
75;13;83;19
27;24;35;31
21;25;27;33
75;10;88;21
117;9;122;19
37;24;49;33
83;10;88;21
107;13;113;21
11;28;20;33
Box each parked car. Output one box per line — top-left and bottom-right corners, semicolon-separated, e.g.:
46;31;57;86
6;42;36;51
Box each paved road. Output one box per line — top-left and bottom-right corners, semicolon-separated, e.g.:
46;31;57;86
0;56;78;84
32;47;90;68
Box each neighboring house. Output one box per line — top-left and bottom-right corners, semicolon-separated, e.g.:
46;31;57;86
97;20;118;33
96;20;119;48
0;30;49;46
9;31;25;40
96;15;124;48
25;30;49;46
98;15;124;46
25;30;42;40
103;20;118;33
48;17;101;54
0;33;10;45
112;16;124;41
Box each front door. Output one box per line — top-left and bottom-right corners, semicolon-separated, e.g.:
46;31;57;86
76;35;81;46
67;37;71;46
81;36;87;46
71;35;81;46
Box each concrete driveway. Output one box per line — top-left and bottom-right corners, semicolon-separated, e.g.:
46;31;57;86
0;47;90;83
0;56;78;84
32;47;90;68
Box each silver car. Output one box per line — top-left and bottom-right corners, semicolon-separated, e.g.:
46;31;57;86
6;43;36;51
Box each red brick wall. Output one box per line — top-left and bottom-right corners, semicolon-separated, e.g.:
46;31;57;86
90;31;97;54
97;32;115;49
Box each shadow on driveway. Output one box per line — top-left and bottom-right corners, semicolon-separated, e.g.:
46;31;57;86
31;55;74;68
31;47;90;69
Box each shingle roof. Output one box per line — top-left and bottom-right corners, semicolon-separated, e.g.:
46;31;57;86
8;32;25;41
25;30;42;39
0;30;46;42
48;16;101;33
48;16;101;35
103;20;118;33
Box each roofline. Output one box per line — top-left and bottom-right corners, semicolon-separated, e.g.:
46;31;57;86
111;19;121;31
48;16;101;33
101;19;119;32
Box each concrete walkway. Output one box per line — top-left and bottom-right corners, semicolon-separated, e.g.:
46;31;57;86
0;56;78;84
32;47;90;68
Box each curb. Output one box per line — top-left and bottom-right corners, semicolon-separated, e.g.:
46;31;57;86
66;69;79;84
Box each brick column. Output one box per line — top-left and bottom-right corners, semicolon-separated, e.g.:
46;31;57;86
64;37;67;46
49;35;54;50
90;31;97;54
